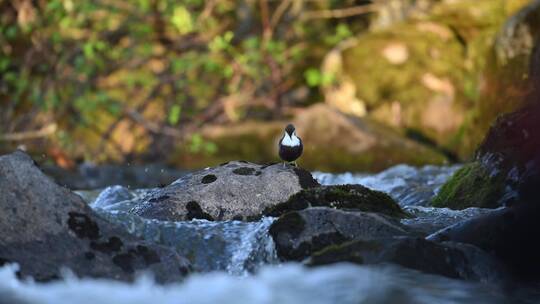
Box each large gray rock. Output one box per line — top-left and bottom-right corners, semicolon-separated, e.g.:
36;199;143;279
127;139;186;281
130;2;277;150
307;237;510;282
0;151;191;283
269;207;409;261
134;161;319;221
427;203;540;280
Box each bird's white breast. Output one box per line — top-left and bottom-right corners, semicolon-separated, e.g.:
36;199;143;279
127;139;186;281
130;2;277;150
281;132;300;147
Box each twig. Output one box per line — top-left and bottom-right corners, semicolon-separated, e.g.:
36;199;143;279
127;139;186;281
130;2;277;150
301;4;378;20
0;124;57;141
124;109;185;139
270;0;292;28
259;0;272;41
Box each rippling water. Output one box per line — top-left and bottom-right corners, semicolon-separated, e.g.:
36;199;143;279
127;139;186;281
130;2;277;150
2;164;539;303
0;263;519;304
313;164;461;206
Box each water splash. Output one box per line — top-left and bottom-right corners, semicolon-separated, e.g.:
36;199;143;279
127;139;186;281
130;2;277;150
401;206;496;236
0;263;517;304
95;210;277;274
314;164;461;206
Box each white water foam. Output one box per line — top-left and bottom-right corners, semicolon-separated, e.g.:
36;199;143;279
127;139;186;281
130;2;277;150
314;164;461;206
0;263;510;304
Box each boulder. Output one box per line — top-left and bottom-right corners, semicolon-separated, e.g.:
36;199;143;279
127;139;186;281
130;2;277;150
269;207;409;261
307;237;509;282
332;0;532;158
431;162;505;209
427;202;540;280
431;22;540;209
469;0;540;153
292;104;447;172
265;184;407;218
171;105;447;172
0;151;191;283
432;100;540;209
133;161;320;221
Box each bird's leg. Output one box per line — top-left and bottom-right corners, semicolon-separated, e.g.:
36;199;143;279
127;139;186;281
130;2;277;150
282;162;286;168
293;161;298;167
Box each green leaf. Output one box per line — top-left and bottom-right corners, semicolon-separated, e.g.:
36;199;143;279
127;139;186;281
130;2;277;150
243;37;259;49
223;66;234;78
204;142;218;155
189;134;203;153
168;104;181;125
83;42;95;59
0;58;10;72
5;26;18;39
304;68;322;87
171;6;193;34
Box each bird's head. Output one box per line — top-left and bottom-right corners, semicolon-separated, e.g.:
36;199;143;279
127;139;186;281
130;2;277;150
285;124;295;136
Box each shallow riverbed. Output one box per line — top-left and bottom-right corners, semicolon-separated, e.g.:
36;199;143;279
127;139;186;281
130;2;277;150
1;164;538;304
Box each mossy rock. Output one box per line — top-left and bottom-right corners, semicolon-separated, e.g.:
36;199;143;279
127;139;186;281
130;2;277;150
265;184;408;218
269;207;409;261
431;162;505;209
306;236;507;281
464;0;540;157
171;108;447;172
293;104;447;172
307;240;366;266
340;0;532;158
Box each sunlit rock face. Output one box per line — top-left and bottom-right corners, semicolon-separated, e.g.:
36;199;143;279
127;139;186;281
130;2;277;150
0;151;191;283
332;0;535;158
133;161;319;222
432;1;540;210
292;104;447;172
172;107;447;172
471;0;540;156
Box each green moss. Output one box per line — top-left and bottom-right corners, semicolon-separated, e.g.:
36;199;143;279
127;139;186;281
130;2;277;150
266;185;408;218
307;239;383;267
340;0;529;158
431;162;504;209
268;212;306;239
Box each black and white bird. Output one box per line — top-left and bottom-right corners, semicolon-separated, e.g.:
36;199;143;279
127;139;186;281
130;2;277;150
278;124;303;167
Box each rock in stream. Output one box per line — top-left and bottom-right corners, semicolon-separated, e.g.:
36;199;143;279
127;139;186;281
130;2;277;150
133;161;319;221
0;151;191;283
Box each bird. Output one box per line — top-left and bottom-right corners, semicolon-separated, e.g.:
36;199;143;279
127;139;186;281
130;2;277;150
278;123;303;167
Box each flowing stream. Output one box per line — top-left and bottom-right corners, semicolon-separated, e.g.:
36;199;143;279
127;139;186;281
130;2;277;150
1;164;538;303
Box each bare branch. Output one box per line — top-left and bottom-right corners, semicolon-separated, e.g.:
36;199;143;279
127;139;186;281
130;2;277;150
301;4;378;20
0;124;57;141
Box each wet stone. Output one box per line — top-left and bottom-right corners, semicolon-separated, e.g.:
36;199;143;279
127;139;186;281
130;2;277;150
135;161;313;221
232;167;256;176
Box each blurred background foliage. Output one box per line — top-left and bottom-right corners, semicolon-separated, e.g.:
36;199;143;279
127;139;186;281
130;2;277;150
0;0;536;171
